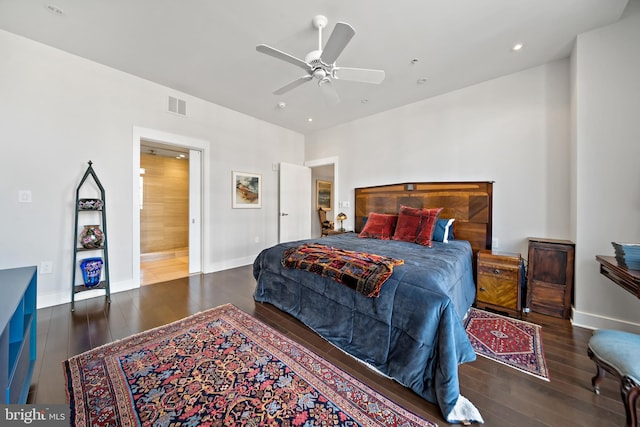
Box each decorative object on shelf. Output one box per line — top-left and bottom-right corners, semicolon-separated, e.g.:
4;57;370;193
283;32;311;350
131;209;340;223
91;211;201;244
78;198;104;210
79;225;104;249
612;242;640;270
232;171;262;208
337;212;347;231
80;257;103;287
316;180;332;210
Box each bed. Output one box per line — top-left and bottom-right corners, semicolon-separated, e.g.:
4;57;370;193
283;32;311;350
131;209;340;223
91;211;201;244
253;181;493;424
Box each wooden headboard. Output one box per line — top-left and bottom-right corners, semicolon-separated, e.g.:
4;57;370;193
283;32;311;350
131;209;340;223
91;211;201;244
354;181;493;256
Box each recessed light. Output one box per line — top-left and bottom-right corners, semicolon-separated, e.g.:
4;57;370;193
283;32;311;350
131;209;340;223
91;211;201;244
277;101;286;109
417;78;428;85
361;98;369;104
307;117;313;122
410;58;419;65
46;4;64;15
511;43;524;52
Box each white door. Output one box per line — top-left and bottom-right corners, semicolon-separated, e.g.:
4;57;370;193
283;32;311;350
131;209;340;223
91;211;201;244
188;149;201;274
279;162;311;243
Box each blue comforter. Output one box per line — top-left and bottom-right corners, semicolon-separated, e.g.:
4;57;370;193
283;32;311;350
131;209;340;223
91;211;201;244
253;233;481;423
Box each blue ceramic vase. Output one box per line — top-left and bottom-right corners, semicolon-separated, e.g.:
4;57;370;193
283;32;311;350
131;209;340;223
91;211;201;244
80;257;103;287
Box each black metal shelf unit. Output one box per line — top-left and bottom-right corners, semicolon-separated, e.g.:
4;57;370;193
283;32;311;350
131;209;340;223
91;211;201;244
71;161;111;311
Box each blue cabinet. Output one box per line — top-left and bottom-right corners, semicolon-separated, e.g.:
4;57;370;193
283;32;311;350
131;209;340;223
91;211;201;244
0;266;37;403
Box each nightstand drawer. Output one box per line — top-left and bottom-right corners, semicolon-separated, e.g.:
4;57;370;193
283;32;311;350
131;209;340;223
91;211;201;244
477;277;518;309
477;264;518;281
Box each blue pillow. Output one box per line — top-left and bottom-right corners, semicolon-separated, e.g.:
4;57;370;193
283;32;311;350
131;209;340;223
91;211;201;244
433;218;455;243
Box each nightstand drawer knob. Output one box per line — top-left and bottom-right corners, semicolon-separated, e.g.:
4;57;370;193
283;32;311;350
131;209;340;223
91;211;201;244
493;268;501;275
480;287;487;292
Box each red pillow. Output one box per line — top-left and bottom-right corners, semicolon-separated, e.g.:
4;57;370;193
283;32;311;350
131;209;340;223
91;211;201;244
392;205;423;242
358;213;398;240
415;208;443;247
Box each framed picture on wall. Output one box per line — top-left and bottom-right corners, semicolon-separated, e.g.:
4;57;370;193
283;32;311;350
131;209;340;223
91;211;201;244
232;171;262;208
316;180;332;210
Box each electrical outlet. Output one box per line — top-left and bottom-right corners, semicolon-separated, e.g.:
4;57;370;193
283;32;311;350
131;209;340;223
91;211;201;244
254;236;260;243
40;261;53;274
492;238;499;249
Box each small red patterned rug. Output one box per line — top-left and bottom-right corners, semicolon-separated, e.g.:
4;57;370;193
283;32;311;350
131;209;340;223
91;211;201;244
64;304;435;426
464;308;550;381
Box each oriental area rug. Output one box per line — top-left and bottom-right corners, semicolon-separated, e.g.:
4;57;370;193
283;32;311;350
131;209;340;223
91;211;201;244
464;308;550;381
64;304;435;427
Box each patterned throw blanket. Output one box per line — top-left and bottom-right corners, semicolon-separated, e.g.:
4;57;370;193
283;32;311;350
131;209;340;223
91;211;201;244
281;243;404;297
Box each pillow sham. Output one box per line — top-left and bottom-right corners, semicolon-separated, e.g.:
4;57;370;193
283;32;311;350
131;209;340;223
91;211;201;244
433;218;455;243
358;212;398;240
392;205;423;242
415;208;443;247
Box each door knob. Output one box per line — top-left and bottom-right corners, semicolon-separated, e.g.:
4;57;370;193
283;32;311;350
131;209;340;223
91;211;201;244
281;212;289;216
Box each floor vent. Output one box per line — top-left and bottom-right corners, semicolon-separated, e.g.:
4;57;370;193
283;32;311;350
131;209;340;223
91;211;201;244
168;96;187;116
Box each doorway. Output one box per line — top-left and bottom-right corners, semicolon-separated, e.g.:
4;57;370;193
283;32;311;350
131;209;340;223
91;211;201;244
139;141;190;285
305;156;340;238
132;127;208;288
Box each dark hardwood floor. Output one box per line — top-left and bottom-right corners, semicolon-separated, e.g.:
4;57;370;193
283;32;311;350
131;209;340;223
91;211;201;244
30;265;627;426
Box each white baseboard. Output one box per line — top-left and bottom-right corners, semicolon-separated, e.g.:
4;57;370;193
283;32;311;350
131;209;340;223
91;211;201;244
208;256;255;273
37;278;139;309
572;307;640;333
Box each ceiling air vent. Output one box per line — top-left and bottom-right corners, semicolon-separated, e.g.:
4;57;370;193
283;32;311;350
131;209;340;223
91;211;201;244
168;96;187;116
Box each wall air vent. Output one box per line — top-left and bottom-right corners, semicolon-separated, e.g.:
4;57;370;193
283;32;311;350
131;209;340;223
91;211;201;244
168;96;187;116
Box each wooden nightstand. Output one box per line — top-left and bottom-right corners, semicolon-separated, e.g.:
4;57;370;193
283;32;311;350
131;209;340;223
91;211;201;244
526;238;575;319
476;249;523;318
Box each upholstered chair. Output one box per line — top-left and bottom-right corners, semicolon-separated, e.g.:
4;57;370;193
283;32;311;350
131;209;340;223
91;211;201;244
318;208;341;237
588;329;640;427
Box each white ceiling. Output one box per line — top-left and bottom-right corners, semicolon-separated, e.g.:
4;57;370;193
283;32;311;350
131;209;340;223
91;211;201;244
0;1;629;134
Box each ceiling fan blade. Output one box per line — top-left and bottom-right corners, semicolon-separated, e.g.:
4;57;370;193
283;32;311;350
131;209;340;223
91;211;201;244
273;75;313;95
256;44;312;72
333;67;385;84
320;22;355;65
319;79;340;105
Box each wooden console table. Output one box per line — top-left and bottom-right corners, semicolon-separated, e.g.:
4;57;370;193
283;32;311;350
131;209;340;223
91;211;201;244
596;255;640;298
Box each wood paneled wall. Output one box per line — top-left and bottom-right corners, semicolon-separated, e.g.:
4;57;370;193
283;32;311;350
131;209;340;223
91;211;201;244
140;154;189;254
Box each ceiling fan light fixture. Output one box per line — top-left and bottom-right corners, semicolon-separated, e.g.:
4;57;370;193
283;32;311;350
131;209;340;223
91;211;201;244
313;69;327;80
512;43;525;52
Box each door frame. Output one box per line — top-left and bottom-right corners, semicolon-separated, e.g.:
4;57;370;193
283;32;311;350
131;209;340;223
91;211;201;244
132;126;210;286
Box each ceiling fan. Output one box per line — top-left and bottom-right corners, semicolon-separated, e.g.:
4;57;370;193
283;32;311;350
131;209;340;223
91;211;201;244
256;15;385;104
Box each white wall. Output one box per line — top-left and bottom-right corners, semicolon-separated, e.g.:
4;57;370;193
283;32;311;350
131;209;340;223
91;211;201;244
571;5;640;331
307;60;572;259
0;30;304;308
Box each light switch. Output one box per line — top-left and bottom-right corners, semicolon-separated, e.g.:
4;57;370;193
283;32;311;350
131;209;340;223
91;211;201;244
18;190;32;203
